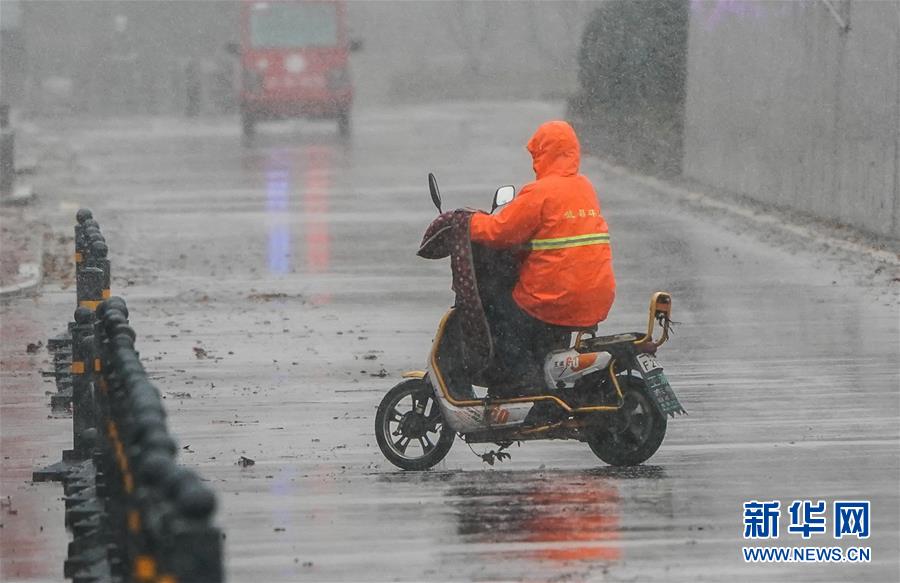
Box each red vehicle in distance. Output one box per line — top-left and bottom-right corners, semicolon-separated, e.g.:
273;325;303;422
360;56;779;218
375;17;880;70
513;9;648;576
229;0;360;140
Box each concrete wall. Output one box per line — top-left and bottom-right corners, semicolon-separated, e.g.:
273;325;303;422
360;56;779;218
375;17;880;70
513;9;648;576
683;0;900;239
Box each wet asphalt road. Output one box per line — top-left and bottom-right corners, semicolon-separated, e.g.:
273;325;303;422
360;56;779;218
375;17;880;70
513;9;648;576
2;102;899;582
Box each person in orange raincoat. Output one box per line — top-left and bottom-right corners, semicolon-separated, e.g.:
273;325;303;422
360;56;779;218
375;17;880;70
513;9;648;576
470;120;615;393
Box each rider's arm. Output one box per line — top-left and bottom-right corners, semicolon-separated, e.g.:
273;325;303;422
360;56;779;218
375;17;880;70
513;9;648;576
470;186;543;248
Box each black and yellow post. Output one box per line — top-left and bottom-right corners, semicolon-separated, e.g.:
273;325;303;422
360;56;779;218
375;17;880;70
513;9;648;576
74;208;92;266
166;472;223;583
81;222;101;260
103;303;140;577
76;266;104;311
86;240;111;301
69;307;96;460
78;220;101;288
47;291;224;581
76;218;106;310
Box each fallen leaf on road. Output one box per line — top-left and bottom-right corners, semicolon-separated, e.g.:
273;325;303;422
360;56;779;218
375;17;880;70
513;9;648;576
193;346;208;359
26;342;43;354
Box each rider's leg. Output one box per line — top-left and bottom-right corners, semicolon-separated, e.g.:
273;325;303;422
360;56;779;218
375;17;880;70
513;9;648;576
519;312;570;388
488;293;569;395
486;293;532;395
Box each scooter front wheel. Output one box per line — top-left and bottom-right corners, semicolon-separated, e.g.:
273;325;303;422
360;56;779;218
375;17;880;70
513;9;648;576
375;378;455;470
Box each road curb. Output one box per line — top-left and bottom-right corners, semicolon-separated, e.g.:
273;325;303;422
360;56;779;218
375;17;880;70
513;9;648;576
0;183;36;206
0;226;43;300
591;158;900;265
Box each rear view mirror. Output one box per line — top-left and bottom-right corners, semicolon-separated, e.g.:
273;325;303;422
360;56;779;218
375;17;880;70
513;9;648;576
492;185;515;212
428;173;442;213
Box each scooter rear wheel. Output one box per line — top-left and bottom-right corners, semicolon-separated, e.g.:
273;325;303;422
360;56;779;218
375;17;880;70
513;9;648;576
586;375;667;466
375;378;455;470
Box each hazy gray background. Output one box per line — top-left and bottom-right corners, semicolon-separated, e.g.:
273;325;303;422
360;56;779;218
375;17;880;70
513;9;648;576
1;0;595;112
2;0;898;237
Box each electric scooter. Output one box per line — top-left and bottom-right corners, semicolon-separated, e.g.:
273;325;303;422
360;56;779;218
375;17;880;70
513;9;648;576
375;175;685;470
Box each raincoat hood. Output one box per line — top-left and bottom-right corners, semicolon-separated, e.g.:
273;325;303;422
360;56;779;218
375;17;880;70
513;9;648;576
527;121;581;179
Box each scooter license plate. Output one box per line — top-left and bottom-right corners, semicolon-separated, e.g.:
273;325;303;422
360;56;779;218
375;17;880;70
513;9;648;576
644;370;686;416
635;355;687;416
636;353;662;374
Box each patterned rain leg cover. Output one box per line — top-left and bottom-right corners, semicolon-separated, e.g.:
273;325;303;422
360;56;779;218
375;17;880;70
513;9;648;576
417;210;493;376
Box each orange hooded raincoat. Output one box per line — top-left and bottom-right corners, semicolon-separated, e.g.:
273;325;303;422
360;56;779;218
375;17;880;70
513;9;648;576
470;121;615;328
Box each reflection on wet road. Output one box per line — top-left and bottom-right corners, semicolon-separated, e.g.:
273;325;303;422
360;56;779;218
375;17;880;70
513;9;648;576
6;105;899;581
263;144;333;282
264;150;292;275
438;469;627;564
301;146;332;276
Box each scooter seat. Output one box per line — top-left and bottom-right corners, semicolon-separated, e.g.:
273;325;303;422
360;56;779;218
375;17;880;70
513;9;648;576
580;332;641;351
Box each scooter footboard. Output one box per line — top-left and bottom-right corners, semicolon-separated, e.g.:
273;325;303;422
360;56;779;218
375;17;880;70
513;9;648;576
428;379;534;433
426;310;536;433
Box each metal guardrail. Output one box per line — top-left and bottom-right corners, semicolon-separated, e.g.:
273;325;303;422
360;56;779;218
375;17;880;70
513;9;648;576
34;210;224;583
